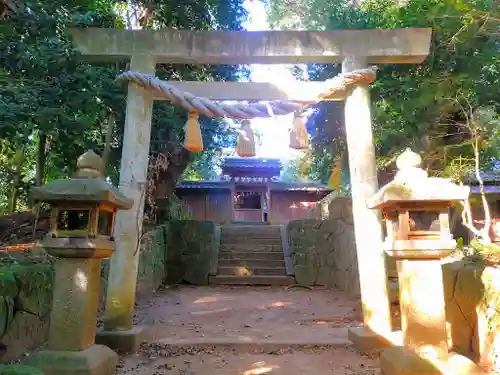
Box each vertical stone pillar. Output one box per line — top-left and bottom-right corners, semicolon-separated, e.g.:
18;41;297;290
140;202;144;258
342;56;392;347
48;258;102;351
97;55;156;353
397;260;448;354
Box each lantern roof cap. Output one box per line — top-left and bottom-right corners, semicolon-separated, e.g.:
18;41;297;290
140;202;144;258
367;148;470;209
30;150;133;209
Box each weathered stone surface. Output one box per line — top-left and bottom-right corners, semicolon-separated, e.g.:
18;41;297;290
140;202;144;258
0;365;45;375
70;28;432;65
100;224;170;299
11;264;53;318
442;258;500;372
0;296;14;337
136;225;167;295
288;197;360;296
96;326;151;354
380;346;441;375
0;311;49;363
175;220;216;285
0;272;18;300
27;344;118;375
0;261;53;363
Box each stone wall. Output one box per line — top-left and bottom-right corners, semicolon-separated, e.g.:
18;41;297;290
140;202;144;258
293;192;500;371
164;220;218;285
0;220;218;363
288;195;360;297
443;259;500;372
100;224;171;305
0;258;54;363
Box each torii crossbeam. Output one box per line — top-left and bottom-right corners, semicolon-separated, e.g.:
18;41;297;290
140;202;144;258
69;27;432;353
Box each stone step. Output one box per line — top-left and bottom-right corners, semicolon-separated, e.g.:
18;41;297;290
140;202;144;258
217;266;287;276
220;243;283;252
218;251;285;261
209;275;295;286
218;258;285;268
221;237;283;245
221;228;281;238
221;228;281;234
221;224;281;231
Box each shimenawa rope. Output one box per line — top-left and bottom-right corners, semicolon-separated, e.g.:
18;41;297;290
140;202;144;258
116;66;377;119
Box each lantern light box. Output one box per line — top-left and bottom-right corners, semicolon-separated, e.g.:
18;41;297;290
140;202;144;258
366;149;470;259
31;150;133;259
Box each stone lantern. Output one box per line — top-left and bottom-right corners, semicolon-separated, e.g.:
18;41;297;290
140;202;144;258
368;149;484;375
28;150;133;375
367;148;469;258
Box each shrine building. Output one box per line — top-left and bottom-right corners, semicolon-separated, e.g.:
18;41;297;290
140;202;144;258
174;158;331;225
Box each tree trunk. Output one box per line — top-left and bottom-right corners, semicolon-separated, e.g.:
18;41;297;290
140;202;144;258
31;131;47;214
35;131;47;186
8;148;25;214
154;146;191;221
101;113;115;174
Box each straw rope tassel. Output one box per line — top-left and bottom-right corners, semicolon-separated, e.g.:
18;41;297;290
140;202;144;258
236;120;256;158
184;112;203;152
328;154;343;190
289;111;309;150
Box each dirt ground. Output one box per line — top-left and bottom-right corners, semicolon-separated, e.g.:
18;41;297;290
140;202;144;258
120;285;381;375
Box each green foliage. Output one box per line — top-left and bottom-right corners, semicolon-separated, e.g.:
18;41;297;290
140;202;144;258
267;0;500;184
281;156;303;182
0;0;247;215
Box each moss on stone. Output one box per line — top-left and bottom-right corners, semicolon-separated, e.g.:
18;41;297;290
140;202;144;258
0;365;44;375
9;264;53;318
287;213;359;296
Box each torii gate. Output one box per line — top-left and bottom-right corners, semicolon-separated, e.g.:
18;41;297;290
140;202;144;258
70;27;432;352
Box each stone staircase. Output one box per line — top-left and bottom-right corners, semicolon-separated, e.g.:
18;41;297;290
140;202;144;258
210;225;295;286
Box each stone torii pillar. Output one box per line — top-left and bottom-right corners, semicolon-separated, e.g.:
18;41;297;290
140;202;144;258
342;55;398;348
69;27;432;352
95;54;156;352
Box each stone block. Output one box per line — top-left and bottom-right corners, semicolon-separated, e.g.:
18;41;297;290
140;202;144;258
0;296;15;337
0;271;19;299
136;228;167;295
381;347;486;375
164;260;184;285
380;347;440;375
0;365;45;375
293;265;318;286
48;258;101;352
316;267;335;287
12;264;53;318
183;258;210;285
0;312;49;363
96;326;151;354
27;344;118;375
348;327;396;354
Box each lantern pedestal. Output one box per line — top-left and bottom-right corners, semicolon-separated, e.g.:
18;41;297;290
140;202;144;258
28;247;118;375
397;258;448;353
380;253;485;375
28;344;117;375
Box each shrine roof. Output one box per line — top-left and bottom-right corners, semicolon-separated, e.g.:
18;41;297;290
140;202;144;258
176;181;231;190
175;179;331;193
222;158;282;171
269;181;330;192
465;171;500;185
470;185;500;195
